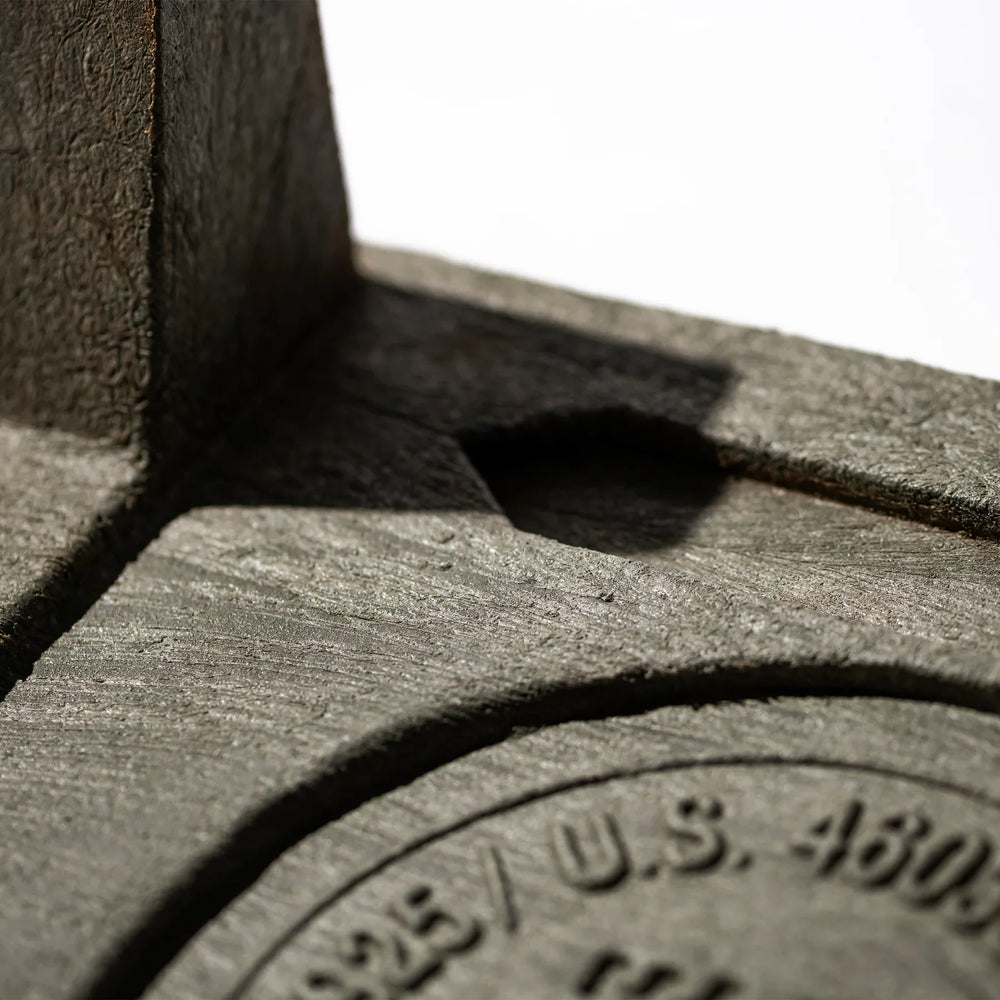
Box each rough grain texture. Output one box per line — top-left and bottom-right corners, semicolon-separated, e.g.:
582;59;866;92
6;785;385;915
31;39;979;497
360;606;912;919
361;247;1000;539
0;420;142;687
2;260;1000;996
152;0;351;456
475;442;1000;649
12;12;1000;996
148;696;1000;999
0;0;351;452
0;0;154;444
0;0;350;687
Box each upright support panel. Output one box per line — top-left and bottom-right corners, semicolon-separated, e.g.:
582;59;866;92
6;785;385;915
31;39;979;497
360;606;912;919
0;1;352;456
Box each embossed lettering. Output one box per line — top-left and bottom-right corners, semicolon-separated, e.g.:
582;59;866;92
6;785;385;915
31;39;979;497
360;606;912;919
840;811;929;887
898;834;991;906
480;843;519;933
793;798;1000;959
297;884;480;1000
944;866;1000;932
791;800;863;875
551;812;630;891
297;921;406;1000
389;883;481;959
576;948;739;999
663;796;728;874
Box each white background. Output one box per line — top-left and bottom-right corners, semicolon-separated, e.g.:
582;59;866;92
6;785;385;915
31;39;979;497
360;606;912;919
318;1;1000;380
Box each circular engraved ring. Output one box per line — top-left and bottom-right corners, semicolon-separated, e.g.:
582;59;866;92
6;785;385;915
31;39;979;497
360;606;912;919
146;698;1000;1000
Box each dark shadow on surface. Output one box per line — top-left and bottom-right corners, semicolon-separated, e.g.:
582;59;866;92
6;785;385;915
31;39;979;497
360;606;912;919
183;278;734;547
32;274;737;995
0;277;734;702
29;274;1000;1000
9;265;1000;1000
463;410;727;556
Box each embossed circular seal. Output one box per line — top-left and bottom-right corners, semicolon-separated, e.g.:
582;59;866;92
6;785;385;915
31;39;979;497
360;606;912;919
147;698;1000;999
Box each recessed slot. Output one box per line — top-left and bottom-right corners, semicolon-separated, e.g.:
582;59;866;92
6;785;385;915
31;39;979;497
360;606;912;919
464;412;724;555
464;411;1000;651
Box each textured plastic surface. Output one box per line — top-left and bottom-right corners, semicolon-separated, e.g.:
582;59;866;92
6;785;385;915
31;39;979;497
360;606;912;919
3;255;1000;997
4;7;1000;999
0;0;351;451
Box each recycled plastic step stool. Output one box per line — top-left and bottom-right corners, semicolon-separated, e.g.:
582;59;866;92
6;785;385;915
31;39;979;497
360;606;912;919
3;4;1000;998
